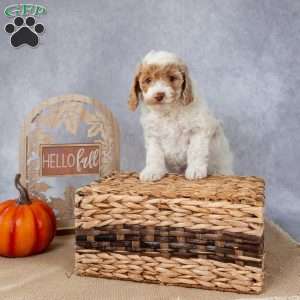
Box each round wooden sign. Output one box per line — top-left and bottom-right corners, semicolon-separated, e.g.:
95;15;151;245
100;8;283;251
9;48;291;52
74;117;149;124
19;94;120;230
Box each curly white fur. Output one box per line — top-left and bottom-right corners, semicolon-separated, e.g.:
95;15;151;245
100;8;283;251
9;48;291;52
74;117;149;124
131;51;233;181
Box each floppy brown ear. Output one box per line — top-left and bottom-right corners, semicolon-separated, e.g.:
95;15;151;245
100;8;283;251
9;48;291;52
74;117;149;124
128;65;141;111
181;65;194;106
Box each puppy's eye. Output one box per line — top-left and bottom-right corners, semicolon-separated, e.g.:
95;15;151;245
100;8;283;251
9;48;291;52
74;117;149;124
169;75;177;82
144;78;152;84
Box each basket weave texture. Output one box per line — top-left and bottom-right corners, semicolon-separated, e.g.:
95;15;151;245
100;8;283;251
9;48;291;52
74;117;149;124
75;172;265;294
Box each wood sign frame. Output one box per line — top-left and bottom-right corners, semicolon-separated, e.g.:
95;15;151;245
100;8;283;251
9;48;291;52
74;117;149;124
20;94;120;230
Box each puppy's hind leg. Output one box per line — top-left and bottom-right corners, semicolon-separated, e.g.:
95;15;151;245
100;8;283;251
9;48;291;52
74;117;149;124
211;159;234;175
208;127;234;176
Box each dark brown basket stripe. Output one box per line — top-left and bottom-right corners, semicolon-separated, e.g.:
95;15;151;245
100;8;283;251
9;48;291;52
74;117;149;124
76;225;263;267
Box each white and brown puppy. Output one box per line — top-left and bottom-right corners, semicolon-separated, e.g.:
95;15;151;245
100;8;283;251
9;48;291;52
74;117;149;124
129;50;233;181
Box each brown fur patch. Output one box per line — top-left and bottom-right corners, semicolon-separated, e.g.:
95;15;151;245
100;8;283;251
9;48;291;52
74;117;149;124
128;65;141;111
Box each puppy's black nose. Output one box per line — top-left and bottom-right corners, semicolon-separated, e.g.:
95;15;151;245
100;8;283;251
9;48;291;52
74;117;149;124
154;92;165;102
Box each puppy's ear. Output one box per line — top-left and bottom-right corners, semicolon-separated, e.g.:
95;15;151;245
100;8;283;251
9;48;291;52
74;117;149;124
181;65;194;106
128;65;142;111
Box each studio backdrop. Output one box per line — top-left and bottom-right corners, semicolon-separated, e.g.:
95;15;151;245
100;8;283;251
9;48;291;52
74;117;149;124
0;0;299;240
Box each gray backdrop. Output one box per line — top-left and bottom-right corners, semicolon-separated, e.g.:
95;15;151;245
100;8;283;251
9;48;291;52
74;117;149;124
0;0;299;240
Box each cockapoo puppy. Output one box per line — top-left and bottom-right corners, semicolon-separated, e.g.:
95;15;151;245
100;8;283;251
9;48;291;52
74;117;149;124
128;50;233;181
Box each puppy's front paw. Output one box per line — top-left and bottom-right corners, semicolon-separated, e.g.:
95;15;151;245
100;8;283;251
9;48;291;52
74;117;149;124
139;167;166;182
185;165;207;180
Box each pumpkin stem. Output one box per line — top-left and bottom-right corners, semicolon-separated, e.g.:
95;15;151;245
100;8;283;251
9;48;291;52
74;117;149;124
15;174;31;205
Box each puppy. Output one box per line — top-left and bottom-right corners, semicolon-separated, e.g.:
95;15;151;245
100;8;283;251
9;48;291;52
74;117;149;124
128;50;233;181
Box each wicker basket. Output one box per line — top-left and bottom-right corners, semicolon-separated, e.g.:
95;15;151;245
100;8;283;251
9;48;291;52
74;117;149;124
75;172;265;294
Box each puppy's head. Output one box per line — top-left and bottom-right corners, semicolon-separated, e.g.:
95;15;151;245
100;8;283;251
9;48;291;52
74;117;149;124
128;51;193;111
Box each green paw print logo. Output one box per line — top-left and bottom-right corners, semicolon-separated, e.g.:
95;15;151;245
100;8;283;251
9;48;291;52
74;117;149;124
3;4;47;48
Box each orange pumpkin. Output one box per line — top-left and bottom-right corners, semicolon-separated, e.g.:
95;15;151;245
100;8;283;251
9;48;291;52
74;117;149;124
0;174;56;257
